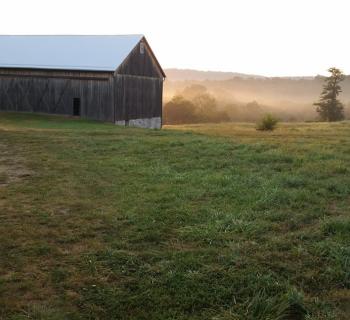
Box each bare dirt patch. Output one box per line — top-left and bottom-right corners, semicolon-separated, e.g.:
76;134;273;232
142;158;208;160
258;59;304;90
0;142;32;187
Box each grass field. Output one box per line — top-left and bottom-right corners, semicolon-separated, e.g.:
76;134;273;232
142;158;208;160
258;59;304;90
0;112;349;320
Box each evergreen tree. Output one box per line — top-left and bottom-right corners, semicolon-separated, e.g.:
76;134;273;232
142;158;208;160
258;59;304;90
314;67;345;121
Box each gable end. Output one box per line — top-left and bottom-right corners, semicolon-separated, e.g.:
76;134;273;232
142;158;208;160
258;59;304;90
115;38;165;78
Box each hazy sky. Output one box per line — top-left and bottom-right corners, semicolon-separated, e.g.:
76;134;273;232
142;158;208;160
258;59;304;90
1;0;349;76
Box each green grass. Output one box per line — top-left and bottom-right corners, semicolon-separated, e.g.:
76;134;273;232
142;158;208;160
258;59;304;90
0;112;349;319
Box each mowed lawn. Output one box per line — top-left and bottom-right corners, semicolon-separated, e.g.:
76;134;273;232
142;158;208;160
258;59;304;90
0;113;349;320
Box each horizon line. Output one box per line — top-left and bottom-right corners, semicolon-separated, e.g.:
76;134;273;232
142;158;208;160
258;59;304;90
163;67;337;79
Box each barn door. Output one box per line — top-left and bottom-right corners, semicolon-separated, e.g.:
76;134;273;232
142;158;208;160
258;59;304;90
73;98;81;116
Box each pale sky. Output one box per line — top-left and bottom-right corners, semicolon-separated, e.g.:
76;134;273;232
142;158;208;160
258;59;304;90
1;0;349;76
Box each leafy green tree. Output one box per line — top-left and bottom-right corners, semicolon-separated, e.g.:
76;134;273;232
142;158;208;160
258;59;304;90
314;67;345;121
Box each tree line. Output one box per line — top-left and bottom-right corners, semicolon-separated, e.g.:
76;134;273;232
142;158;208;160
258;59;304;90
163;85;229;124
163;85;270;125
163;68;349;125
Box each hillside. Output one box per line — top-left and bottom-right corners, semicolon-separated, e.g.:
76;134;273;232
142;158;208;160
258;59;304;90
165;68;267;81
0;113;349;319
164;69;350;122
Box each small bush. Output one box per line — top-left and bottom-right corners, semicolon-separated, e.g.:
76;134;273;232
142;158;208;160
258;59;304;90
256;114;279;131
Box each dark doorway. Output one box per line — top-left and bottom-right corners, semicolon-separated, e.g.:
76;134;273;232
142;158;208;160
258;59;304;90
73;98;81;116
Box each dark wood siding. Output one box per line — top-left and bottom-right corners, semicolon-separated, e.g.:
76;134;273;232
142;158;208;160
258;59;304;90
114;75;162;121
0;69;115;122
116;41;163;78
114;38;164;124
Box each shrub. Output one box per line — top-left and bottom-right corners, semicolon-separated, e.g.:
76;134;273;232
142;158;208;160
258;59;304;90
256;114;279;131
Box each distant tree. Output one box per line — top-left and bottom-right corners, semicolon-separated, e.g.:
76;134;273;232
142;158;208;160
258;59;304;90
246;100;261;111
314;67;345;121
182;84;208;99
193;93;229;123
193;93;217;121
163;95;198;124
245;100;263;121
223;103;243;122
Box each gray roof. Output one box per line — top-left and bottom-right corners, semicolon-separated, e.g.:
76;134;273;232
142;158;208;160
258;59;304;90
0;35;144;72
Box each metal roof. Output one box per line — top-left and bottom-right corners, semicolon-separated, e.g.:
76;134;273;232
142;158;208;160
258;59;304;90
0;35;144;72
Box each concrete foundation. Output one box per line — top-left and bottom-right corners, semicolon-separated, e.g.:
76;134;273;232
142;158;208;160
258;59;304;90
115;117;161;129
115;120;126;126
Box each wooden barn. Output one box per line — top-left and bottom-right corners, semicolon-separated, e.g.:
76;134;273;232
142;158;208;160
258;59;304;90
0;35;165;129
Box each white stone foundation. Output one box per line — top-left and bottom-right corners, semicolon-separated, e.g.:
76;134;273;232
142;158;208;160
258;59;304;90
115;120;126;126
115;117;161;129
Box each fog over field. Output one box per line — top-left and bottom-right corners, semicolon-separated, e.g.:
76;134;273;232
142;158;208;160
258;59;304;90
163;69;350;123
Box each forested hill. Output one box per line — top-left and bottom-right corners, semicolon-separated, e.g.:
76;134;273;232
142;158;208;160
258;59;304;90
165;68;340;82
164;69;350;104
165;68;266;81
163;69;350;122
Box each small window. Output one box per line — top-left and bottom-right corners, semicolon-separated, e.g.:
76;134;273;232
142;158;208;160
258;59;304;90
140;42;145;54
73;98;81;116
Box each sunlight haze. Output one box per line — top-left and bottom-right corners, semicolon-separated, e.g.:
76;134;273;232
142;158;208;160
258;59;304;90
1;0;349;76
